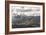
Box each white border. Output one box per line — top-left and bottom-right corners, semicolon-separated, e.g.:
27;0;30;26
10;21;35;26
9;4;43;32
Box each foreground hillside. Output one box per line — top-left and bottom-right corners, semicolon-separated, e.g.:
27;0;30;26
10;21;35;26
12;15;40;28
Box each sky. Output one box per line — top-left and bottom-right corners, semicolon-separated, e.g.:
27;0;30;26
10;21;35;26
10;4;41;16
